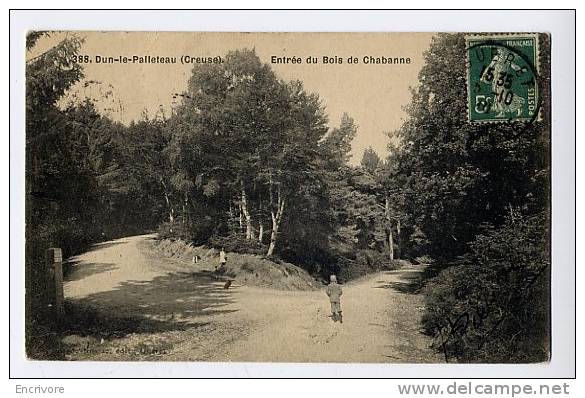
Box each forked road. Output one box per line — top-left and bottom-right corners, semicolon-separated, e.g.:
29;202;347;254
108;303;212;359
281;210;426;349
63;235;440;363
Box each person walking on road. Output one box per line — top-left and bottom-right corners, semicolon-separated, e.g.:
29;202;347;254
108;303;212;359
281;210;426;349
217;248;227;273
326;274;343;323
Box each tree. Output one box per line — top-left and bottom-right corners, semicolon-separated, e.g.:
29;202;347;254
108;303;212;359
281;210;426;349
360;147;381;174
321;113;358;168
324;116;393;262
26;32;97;257
168;49;333;259
395;33;551;362
26;32;101;355
394;33;549;262
422;212;550;362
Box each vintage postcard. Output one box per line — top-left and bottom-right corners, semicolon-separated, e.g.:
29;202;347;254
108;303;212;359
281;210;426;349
24;31;551;364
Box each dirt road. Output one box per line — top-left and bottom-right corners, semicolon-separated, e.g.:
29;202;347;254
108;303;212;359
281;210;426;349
62;235;441;363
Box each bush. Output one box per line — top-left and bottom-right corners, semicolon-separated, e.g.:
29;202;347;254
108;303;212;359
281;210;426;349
357;249;396;269
421;213;550;363
156;219;215;244
208;234;268;255
336;249;399;281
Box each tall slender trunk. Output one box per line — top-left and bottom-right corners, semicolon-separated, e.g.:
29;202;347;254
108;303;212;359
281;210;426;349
241;183;255;240
385;197;394;260
161;179;174;223
396;218;401;259
258;193;264;243
239;202;243;232
164;192;174;223
258;224;264;243
182;193;188;224
388;228;394;261
267;184;285;256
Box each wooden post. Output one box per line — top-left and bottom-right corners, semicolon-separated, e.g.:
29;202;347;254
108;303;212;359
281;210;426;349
46;248;64;318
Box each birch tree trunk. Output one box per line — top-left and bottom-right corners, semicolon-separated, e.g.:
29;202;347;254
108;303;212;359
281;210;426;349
388;228;394;261
160;179;175;223
258;224;264;243
396;218;401;259
385;196;394;260
182;193;188;224
241;184;255;240
258;194;264;243
239;202;243;232
164;193;174;223
267;186;285;256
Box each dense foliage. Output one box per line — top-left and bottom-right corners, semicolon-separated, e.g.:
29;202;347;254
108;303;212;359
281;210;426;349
394;34;549;263
26;34;169;352
148;50;400;278
394;33;550;362
26;37;396;306
421;214;549;362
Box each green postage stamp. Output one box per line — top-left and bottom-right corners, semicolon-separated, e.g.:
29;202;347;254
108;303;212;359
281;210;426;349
466;34;540;123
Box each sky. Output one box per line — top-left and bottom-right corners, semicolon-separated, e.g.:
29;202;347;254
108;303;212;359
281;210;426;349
33;32;434;164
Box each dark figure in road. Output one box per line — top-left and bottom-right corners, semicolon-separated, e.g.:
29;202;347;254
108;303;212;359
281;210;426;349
326;274;343;323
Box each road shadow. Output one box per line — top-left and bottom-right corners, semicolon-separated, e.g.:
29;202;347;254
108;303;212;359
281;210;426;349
77;240;128;254
64;261;119;281
62;270;237;340
375;268;425;294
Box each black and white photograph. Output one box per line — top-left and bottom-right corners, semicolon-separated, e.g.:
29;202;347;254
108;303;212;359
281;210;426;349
21;30;555;365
